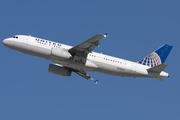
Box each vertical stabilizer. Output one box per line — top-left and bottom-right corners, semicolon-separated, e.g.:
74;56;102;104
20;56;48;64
138;44;173;67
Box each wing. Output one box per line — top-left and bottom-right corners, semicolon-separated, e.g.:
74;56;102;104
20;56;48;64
68;33;107;63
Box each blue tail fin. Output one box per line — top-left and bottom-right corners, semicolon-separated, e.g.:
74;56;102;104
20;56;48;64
138;44;173;67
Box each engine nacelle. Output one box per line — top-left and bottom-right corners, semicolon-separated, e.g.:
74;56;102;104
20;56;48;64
48;64;72;76
51;48;72;59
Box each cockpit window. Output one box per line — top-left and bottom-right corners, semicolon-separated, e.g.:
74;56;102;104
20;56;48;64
13;36;18;39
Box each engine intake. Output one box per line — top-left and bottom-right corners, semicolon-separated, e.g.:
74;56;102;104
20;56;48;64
48;64;72;76
51;48;72;59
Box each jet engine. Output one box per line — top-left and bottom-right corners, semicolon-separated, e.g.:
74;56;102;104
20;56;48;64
48;64;72;76
50;48;72;59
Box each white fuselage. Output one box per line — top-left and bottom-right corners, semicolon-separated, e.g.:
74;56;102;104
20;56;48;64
3;35;169;78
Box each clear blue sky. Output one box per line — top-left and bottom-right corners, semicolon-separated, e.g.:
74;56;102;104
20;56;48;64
1;0;179;120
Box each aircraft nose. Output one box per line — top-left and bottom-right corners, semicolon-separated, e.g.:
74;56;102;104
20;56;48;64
2;39;9;47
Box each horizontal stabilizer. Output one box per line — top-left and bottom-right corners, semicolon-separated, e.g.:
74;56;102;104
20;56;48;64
155;77;163;82
147;64;167;73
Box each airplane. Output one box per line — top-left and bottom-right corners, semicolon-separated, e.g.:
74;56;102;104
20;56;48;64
2;34;173;84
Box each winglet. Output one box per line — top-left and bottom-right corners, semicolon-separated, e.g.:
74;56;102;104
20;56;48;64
90;78;99;84
95;79;99;84
103;33;108;38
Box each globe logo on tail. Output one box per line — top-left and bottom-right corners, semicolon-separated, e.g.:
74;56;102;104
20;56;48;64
138;52;161;67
